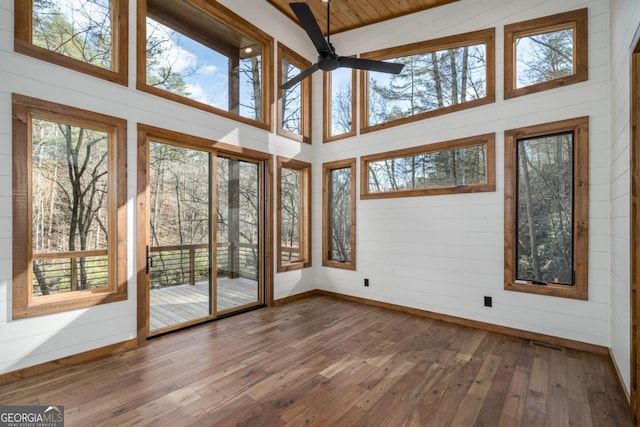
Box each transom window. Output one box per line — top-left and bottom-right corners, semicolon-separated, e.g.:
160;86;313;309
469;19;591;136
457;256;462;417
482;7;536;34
138;0;273;129
504;8;588;99
278;43;312;143
323;159;356;270
504;117;589;300
14;0;128;84
12;94;127;319
277;157;312;271
360;29;495;133
361;134;495;199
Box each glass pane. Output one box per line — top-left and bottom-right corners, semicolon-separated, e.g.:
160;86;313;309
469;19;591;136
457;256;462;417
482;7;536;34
516;28;574;88
281;60;302;134
216;157;260;312
368;144;487;193
33;0;113;70
281;167;302;262
146;2;263;121
516;133;573;284
368;43;487;126
149;142;211;330
330;68;353;136
31;118;109;296
329;167;352;262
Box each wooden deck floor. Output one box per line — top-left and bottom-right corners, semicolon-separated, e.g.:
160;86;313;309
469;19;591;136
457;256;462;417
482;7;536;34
0;296;631;426
150;277;258;330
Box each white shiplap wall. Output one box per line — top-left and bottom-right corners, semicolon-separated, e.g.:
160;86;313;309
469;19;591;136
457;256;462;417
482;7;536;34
314;0;613;348
609;0;640;396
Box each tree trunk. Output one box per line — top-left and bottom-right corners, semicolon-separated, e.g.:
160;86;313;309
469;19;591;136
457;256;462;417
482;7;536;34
520;146;543;280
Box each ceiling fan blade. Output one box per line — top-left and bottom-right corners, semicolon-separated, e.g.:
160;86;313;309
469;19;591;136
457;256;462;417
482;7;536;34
290;2;331;54
339;57;405;74
280;63;320;90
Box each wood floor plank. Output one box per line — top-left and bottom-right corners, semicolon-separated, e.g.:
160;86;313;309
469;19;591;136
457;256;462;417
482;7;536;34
0;296;631;426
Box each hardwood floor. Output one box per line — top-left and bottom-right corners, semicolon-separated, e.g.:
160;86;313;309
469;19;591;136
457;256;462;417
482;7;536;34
0;296;630;426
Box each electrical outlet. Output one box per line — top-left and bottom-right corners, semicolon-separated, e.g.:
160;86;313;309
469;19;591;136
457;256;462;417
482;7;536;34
484;296;492;307
364;278;369;287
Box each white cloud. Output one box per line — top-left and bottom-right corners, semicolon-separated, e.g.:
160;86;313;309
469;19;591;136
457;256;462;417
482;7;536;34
200;65;219;75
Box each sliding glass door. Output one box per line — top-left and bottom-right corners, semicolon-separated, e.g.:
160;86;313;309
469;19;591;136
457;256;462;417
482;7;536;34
145;140;265;335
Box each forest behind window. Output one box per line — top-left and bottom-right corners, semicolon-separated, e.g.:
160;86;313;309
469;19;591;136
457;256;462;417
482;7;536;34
32;0;114;70
329;167;352;263
361;135;495;199
280;59;302;135
504;116;588;300
368;144;487;193
516;133;573;284
504;9;587;99
516;28;574;89
326;68;354;139
366;39;489;128
31;118;110;296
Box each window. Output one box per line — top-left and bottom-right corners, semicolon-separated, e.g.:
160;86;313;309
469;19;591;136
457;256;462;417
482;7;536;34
14;0;128;85
360;29;495;133
12;94;127;319
322;158;356;270
361;134;495;199
324;67;356;142
277;157;311;271
504;117;588;300
504;8;588;99
278;43;312;143
137;0;273;130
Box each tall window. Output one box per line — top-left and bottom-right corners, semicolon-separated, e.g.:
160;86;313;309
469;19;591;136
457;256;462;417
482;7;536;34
361;134;495;199
504;117;589;300
323;159;356;270
12;94;127;319
14;0;128;85
504;9;588;99
278;43;312;143
324;67;356;142
137;0;273;129
277;157;311;271
360;29;495;133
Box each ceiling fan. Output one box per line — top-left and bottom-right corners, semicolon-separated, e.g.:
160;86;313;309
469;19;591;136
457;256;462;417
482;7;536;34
280;1;405;90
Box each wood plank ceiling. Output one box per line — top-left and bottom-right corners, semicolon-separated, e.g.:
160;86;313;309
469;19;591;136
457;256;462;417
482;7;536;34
266;0;460;35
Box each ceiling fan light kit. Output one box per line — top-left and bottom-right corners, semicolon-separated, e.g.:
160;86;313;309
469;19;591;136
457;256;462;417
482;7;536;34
280;1;405;90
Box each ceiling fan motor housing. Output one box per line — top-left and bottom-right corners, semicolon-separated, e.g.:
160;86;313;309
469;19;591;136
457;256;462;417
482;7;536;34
318;52;341;71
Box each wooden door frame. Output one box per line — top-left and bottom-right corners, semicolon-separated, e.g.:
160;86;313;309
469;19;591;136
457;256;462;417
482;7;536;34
631;24;640;424
136;124;273;343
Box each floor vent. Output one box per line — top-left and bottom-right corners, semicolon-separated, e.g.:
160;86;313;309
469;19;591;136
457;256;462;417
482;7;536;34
530;340;565;352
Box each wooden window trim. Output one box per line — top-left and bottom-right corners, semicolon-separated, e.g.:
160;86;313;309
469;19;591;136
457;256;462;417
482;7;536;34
277;157;312;272
136;0;274;131
323;68;356;143
504;116;589;300
12;94;128;319
14;0;129;86
277;43;312;143
322;158;356;270
504;8;588;100
360;133;496;200
359;28;495;134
